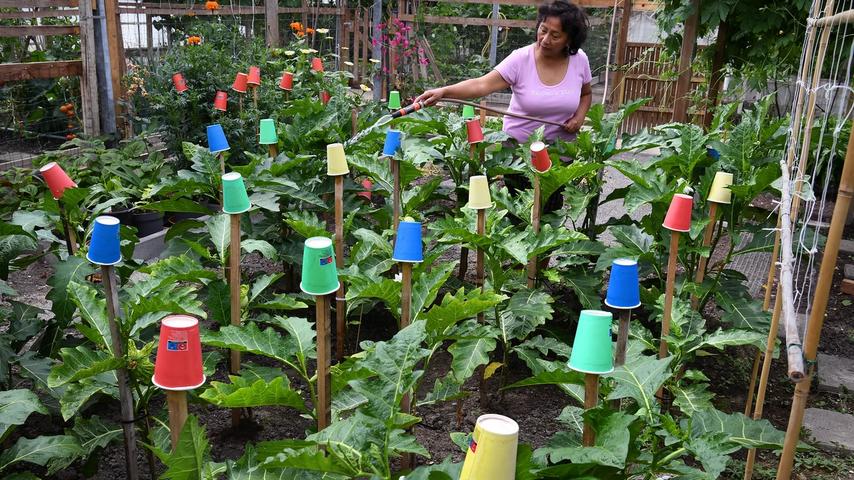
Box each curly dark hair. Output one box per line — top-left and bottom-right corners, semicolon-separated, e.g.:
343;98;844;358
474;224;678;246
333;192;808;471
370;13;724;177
536;0;589;56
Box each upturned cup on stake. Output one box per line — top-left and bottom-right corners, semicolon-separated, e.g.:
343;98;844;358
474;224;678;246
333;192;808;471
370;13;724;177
568;309;614;446
87;215;139;479
326;143;349;176
152;315;205;451
327;143;349;361
605;259;641;368
462;104;476;120
459;414;519;480
466;118;484;144
259;119;278;157
301;236;338;430
231;72;248;93
388;90;401;110
278;71;294;91
172;73;188;93
320;90;331;106
213;91;228;111
358;179;373;201
383;129;402;157
466;175;492;210
247;66;261;86
311;57;324;72
707;171;733;204
222;173;251;214
693;172;733;309
40;161;76;199
392;220;424;264
207;124;230;154
530;141;552;173
527;141;550;287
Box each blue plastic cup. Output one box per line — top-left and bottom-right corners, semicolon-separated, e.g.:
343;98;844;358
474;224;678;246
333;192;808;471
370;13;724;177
706;147;720;160
87;215;122;265
392;220;423;263
382;129;402;157
605;258;641;309
207;124;230;153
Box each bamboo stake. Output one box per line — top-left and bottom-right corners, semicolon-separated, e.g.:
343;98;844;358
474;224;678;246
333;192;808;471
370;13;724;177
476;209;486;323
527;175;541;289
615;309;632;367
252;86;258;111
229;213;241;427
57;201;77;255
659;232;680;360
776;115;854;480
316;294;331;430
102;265;140;480
691;202;717;309
268;145;277;159
334;176;346;362
583;373;599;446
166;390;188;452
399;261;414;470
392;158;401;233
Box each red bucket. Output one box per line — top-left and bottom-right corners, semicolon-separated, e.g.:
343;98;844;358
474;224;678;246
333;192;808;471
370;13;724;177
320;90;331;105
663;193;693;232
152;315;205;390
247;66;261;86
213;91;228;111
279;71;294;91
232;72;248;93
530;141;552;173
172;72;188;93
466;119;484;144
311;57;324;72
39;162;76;199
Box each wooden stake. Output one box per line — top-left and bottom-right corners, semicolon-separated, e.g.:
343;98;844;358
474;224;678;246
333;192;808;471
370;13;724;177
229;213;241;427
691;202;717;309
218;152;225;205
165;390;188;452
101;265;140;480
583;373;598;446
315;294;331;430
527;175;541;289
392;158;401;233
476;209;486;323
614;309;632;367
239;94;244;114
399;261;414;470
659;232;680;359
351;108;358;136
268;145;278;159
334;175;346;362
776;106;854;480
252;86;258;111
57;201;77;255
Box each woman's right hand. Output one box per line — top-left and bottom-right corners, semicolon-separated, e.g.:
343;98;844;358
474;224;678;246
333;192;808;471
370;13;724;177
414;87;446;107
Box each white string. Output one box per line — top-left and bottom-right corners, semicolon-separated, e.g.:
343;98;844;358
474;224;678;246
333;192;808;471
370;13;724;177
601;0;620;105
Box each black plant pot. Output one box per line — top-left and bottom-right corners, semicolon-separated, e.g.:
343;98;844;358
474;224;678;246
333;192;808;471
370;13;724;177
164;211;204;226
110;208;134;226
132;211;165;237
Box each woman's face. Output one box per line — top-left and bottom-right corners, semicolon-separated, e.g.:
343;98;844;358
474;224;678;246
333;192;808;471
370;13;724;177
537;16;569;56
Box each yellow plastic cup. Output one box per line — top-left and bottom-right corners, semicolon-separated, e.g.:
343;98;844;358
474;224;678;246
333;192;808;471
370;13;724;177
459;414;519;480
466;175;492;210
707;171;733;204
326;143;349;176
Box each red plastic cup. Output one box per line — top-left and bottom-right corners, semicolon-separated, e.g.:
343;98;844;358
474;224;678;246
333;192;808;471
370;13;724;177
663;193;694;232
247;66;261;86
311;57;324;72
530;141;552;173
232;72;248;93
279;71;294;91
172;72;188;93
466;119;484;144
213;91;228;111
320;90;331;105
358;178;372;200
39;162;76;199
152;315;205;391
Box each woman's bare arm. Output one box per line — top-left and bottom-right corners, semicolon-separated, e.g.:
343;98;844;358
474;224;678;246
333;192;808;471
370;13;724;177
415;70;510;106
564;82;593;133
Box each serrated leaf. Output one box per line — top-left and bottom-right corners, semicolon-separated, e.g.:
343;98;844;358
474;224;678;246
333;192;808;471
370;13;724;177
201;323;298;370
68;282;112;352
606;355;673;419
69;415;122;456
717;295;772;333
0;435;84;474
691;329;766;353
200;376;306;411
423;288;505;340
673;383;715;417
206;214;231;265
687;409;786;449
0;389;48;440
206;279;230;326
162;416;213;479
48;346;123;387
498;290;553;343
60;374;117;421
449;337;496;383
242;239;278;260
44;257;95;354
411;261;457;321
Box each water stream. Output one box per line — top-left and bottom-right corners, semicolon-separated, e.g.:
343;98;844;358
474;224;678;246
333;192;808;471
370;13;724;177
344;114;393;147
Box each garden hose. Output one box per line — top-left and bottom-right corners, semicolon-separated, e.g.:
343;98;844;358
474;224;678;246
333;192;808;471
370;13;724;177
392;98;565;128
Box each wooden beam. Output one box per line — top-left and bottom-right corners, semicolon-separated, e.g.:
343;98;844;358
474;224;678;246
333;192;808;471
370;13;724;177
425;0;659;10
0;25;79;37
0;0;77;6
610;0;632;110
0;60;82;83
79;0;100;135
0;10;79;19
265;0;279;47
104;0;126;134
671;0;699;123
399;13;536;28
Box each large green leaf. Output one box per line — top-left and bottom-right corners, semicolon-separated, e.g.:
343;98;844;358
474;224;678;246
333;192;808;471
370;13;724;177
68;282;112;352
242;240;278;260
0;389;48;440
162;416;215;479
140;254;217;286
69;415;122;457
258;316;317;374
539;162;602;200
60;373;117;421
423;288;505;341
0;435;84;474
606;355;674;419
717;295;771;333
0;222;37;279
449;336;496;383
201;323;297;369
43;257;95;354
673;383;715;418
411;261;457;321
685;433;740;479
541;410;637;468
498;290;553;343
284;210;330;240
690;329;766;353
206;279;230;326
200;376;307;411
206;214;231;265
48;346;123;387
687;409;786;449
559;266;602;310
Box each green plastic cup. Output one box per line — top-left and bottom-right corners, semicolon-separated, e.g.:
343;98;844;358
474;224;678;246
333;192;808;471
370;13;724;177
388;90;401;110
259;118;277;145
568;310;614;374
462;105;476;119
300;236;340;295
222;172;251;214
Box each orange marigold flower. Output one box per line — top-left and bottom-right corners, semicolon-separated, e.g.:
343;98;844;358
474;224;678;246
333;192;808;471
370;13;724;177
296;31;305;38
205;1;220;11
305;27;315;35
290;22;303;31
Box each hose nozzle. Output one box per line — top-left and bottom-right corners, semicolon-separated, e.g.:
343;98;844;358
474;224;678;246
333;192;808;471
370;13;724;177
391;101;424;119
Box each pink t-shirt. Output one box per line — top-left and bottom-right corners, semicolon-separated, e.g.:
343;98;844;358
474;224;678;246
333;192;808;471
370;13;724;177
494;44;592;143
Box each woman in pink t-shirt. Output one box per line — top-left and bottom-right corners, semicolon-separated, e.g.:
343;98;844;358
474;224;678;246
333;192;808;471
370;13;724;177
415;0;592;144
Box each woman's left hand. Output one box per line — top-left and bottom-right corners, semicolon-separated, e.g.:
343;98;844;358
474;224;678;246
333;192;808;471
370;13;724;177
563;116;583;134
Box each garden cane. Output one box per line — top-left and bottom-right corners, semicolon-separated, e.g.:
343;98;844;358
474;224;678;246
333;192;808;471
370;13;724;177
605;259;641;368
300;237;340;430
468;175;492;408
232;72;248;115
568;310;614;446
528;141;552;288
382;131;402;233
207;124;230;204
40;162;78;255
152;315;205;451
393;219;424;470
462;120;485;283
328;143;349;361
659;194;693;408
691;172;732;309
222;173;251;427
87;216;139;480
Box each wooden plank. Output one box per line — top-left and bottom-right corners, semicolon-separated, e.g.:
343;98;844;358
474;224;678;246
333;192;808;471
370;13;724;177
611;0;632;109
671;0;699;123
0;10;79;19
0;60;82;83
0;25;79;37
104;0;126;133
265;0;279;47
79;0;100;135
399;13;535;28
0;0;77;6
